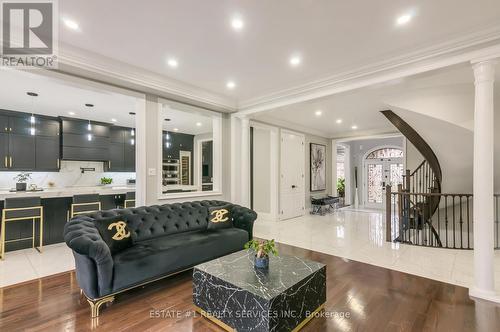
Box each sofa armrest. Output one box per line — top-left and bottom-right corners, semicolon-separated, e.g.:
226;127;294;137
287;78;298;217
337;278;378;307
63;217;113;299
231;205;258;240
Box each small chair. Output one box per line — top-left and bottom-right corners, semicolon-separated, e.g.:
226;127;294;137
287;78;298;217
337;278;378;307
1;196;43;260
124;192;135;208
69;194;101;220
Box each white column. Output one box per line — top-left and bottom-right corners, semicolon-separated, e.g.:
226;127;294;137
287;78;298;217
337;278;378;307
331;140;338;196
470;60;498;302
240;116;251;207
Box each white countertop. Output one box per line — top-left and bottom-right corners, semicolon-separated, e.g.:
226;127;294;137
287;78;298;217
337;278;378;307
0;185;136;201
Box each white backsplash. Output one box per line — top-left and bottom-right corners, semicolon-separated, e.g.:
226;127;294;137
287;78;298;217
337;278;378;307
0;161;135;190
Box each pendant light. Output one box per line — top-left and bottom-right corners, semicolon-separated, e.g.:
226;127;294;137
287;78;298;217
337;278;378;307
27;92;38;135
85;103;94;140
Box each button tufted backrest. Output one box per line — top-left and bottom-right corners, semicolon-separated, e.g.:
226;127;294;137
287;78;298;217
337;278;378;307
86;200;229;242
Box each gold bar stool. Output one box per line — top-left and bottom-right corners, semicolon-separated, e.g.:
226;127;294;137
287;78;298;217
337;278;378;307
68;194;101;220
124;192;135;208
1;196;43;260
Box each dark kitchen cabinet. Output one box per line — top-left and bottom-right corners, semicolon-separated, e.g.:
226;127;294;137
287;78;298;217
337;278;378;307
108;142;125;171
61;119;109;137
36;118;60;136
105;126;135;172
124;143;135;171
0;110;60;172
61;118;110;162
163;131;194;161
35;136;60;171
9;134;35;170
0;115;8;132
0;133;8;170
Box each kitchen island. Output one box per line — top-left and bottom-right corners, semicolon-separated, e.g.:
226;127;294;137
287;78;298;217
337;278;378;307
0;186;135;252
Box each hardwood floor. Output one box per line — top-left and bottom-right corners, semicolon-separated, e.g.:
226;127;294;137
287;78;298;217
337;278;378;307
1;242;499;331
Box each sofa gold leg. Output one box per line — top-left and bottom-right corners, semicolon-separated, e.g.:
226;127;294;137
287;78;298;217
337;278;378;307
87;296;115;318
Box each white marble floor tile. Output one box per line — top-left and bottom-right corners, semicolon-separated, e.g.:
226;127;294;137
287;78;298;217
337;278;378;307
253;208;500;291
0;243;74;287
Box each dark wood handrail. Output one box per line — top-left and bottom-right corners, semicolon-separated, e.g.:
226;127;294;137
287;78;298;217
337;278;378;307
381;110;442;186
409;160;426;177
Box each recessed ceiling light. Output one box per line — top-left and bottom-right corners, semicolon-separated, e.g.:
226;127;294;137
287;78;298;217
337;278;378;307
111;118;117;122
315;110;322;116
396;13;412;26
351;125;358;130
226;81;236;89
196;122;202;127
68;112;75;116
231;17;244;30
336;119;342;124
289;55;301;67
173;128;179;132
63;18;79;30
167;58;178;68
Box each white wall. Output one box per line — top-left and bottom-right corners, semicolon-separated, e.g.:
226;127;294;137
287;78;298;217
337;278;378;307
252;127;272;213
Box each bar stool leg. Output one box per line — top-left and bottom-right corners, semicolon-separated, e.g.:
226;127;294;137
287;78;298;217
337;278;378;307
39;208;43;253
1;212;5;260
32;218;35;249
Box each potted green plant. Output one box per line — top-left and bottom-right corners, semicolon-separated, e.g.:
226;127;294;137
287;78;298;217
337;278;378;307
337;177;345;205
14;172;32;191
244;239;278;269
100;177;113;186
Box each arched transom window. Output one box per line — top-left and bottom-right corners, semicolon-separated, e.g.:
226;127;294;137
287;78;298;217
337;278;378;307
366;148;403;159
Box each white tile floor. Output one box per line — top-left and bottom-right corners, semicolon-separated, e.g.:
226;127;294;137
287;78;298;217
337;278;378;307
0;209;499;291
0;243;74;288
254;208;500;291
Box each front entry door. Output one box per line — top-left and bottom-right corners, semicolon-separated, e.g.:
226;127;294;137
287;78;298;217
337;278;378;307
280;130;305;220
365;159;403;209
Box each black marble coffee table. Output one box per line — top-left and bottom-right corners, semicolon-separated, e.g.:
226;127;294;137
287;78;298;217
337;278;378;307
193;250;326;331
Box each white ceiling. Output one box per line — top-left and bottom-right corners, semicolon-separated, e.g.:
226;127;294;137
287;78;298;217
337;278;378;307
59;0;500;103
252;63;500;138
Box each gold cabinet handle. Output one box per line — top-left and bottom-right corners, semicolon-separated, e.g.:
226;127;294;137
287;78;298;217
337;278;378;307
9;156;12;168
57;158;60;168
108;161;111;169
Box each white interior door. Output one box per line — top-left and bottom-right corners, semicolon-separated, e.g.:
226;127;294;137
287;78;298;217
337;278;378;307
280;130;305;220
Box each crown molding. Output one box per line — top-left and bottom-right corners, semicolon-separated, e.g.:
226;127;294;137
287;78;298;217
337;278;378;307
237;25;500;115
250;115;335;139
56;44;237;113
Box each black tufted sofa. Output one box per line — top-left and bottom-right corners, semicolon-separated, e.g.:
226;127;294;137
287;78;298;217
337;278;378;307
63;200;257;317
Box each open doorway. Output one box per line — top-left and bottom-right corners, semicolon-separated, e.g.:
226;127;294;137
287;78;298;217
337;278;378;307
336;135;404;210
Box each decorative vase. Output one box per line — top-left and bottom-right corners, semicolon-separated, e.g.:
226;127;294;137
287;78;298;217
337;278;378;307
254;255;269;269
16;182;27;191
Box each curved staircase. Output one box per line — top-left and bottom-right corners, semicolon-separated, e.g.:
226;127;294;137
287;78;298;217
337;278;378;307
381;110;443;247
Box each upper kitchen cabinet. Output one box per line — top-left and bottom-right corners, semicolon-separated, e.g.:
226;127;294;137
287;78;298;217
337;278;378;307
105;126;135;172
61;118;111;162
0;110;60;171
